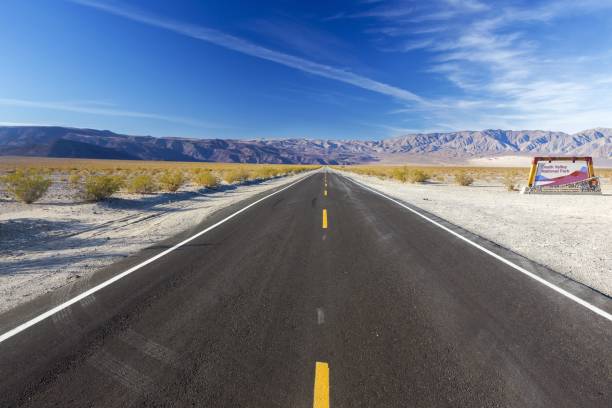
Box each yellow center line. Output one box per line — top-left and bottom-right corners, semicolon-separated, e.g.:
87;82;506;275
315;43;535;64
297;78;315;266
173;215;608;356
313;362;329;408
322;209;328;229
324;189;327;197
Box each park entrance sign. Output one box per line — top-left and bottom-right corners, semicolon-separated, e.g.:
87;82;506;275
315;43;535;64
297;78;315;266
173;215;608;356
523;156;602;194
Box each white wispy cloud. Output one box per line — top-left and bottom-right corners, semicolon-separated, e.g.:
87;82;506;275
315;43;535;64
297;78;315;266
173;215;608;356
70;0;423;103
0;121;62;127
245;18;356;66
401;38;436;52
361;0;612;132
0;98;220;128
444;0;489;12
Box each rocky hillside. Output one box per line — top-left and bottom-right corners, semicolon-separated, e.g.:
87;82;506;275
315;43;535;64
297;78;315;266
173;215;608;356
0;126;610;164
378;129;612;158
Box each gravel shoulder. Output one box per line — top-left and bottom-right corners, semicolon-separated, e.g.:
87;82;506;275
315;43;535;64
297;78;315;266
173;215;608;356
338;170;612;298
0;172;312;314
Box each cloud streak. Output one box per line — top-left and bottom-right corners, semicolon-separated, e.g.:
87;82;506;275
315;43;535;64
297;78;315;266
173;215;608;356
70;0;423;103
358;0;612;133
0;98;220;128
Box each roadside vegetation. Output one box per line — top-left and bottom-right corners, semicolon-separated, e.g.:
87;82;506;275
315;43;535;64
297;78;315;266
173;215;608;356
502;171;520;191
599;168;612;184
126;173;159;194
350;166;432;183
158;170;185;192
333;165;537;189
191;170;219;189
0;157;317;204
0;169;52;203
336;165;612;188
221;168;250;184
82;174;125;201
454;171;474;186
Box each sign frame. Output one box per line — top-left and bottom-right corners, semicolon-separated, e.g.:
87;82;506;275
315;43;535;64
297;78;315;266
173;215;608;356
524;156;601;194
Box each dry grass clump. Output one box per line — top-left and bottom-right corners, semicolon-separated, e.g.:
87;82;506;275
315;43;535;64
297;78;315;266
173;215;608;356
598;168;612;184
127;173;157;194
158;170;185;192
390;167;408;182
250;167;278;180
0;157;317;203
68;172;82;187
222;168;250;184
0;156;319;174
336;165;533;188
192;171;219;188
343;166;430;184
454;171;474;186
0;169;52;203
408;169;429;183
361;167;392;179
246;165;312;181
502;171;519;191
82;174;124;201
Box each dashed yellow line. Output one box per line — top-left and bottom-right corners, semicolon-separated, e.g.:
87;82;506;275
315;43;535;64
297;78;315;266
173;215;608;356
322;209;328;229
313;362;329;408
324;189;327;197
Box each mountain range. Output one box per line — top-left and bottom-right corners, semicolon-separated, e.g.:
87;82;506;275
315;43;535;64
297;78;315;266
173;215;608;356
0;126;610;165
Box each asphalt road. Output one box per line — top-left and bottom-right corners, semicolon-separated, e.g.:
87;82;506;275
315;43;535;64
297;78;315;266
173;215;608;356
1;170;611;407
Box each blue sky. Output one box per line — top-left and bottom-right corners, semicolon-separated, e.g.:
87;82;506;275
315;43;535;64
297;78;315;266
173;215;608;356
2;0;612;139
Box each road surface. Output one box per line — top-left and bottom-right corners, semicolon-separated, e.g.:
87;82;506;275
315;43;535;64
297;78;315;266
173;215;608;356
1;170;611;407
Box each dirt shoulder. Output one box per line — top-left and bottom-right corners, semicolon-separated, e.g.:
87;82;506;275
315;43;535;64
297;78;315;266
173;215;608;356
0;172;312;314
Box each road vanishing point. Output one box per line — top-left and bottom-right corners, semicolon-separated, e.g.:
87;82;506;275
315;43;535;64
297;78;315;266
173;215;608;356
1;169;611;407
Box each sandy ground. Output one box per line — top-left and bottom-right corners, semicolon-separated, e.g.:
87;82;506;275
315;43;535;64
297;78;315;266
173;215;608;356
378;154;612;168
0;172;312;314
338;170;612;298
467;155;533;167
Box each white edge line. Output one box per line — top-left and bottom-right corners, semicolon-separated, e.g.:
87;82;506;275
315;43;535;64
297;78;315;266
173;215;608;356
339;171;612;323
0;171;317;344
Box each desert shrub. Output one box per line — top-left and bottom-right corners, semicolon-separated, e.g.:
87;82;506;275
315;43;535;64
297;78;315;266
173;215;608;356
261;167;278;179
247;170;259;181
407;169;429;183
82;174;124;201
68;172;82;187
127;174;157;194
192;171;219;188
502;172;519;191
222;168;250;184
455;171;474;186
158;170;185;192
0;169;52;203
391;167;408;182
434;174;445;182
249;167;280;180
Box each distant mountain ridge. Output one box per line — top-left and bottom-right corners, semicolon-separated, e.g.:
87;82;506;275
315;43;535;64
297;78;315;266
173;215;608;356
0;126;610;164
